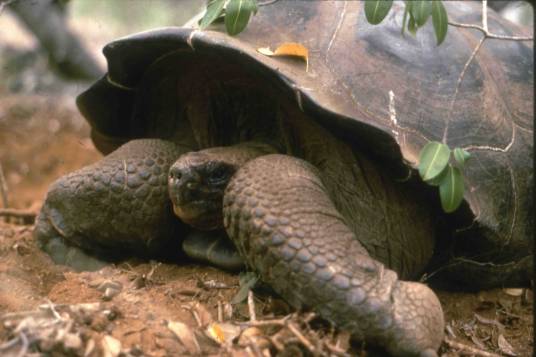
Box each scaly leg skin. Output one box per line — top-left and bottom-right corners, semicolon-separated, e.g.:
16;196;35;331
223;154;444;357
35;139;192;270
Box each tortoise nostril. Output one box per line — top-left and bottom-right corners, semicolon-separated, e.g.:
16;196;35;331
169;166;184;181
169;165;201;191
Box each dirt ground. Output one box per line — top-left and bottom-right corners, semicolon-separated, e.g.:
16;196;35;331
0;88;533;357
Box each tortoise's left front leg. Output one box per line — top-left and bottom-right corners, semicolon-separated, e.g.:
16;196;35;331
223;154;444;357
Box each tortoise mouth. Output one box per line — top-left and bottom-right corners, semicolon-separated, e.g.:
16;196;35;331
170;193;224;230
172;202;223;230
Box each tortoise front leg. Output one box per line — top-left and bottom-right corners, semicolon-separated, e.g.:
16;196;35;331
223;154;444;357
35;139;192;270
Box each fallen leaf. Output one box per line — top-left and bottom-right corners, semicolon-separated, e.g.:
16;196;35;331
167;320;201;355
503;288;523;297
474;313;505;330
470;334;487;350
497;334;517;356
257;42;309;71
206;322;242;344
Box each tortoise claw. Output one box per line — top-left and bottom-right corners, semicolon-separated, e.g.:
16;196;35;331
35;210;108;272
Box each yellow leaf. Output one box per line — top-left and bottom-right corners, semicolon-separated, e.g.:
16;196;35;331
207;323;225;343
206;322;241;344
257;42;309;71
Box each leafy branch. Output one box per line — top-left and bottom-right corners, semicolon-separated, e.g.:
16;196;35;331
199;0;531;213
365;0;532;212
365;0;448;45
200;0;258;35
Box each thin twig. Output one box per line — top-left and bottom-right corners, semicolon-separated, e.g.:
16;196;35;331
0;163;8;208
15;331;28;357
0;208;36;222
217;301;223;322
0;0;18;16
482;0;488;33
0;336;20;351
442;35;485;143
448;21;533;41
247;290;256;322
447;0;532;43
442;0;532;143
324;341;351;357
267;334;285;351
448;0;533;41
444;337;501;357
287;322;316;354
239;316;291;328
44;299;63;321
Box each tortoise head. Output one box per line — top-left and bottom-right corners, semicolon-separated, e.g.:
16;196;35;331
168;143;276;230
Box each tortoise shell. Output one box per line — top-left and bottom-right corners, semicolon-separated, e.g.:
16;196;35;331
77;1;533;264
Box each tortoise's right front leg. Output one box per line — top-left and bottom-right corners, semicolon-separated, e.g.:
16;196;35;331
35;139;192;270
223;154;444;357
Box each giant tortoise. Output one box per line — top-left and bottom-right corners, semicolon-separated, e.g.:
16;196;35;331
34;1;533;356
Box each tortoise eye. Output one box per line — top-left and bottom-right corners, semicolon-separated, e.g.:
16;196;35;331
208;166;229;184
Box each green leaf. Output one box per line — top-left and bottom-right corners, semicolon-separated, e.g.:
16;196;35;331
424;165;448;186
453;147;471;168
364;0;393;25
225;0;257;35
231;272;258;304
439;165;464;213
407;12;417;36
200;0;227;29
418;141;451;181
431;0;448;45
411;0;431;27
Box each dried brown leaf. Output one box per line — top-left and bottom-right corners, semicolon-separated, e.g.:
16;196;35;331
206;322;242;344
167;320;201;355
257;42;309;71
497;334;517;356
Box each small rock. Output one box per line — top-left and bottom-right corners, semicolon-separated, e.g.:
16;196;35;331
102;287;121;301
101;335;121;357
97;280;123;293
